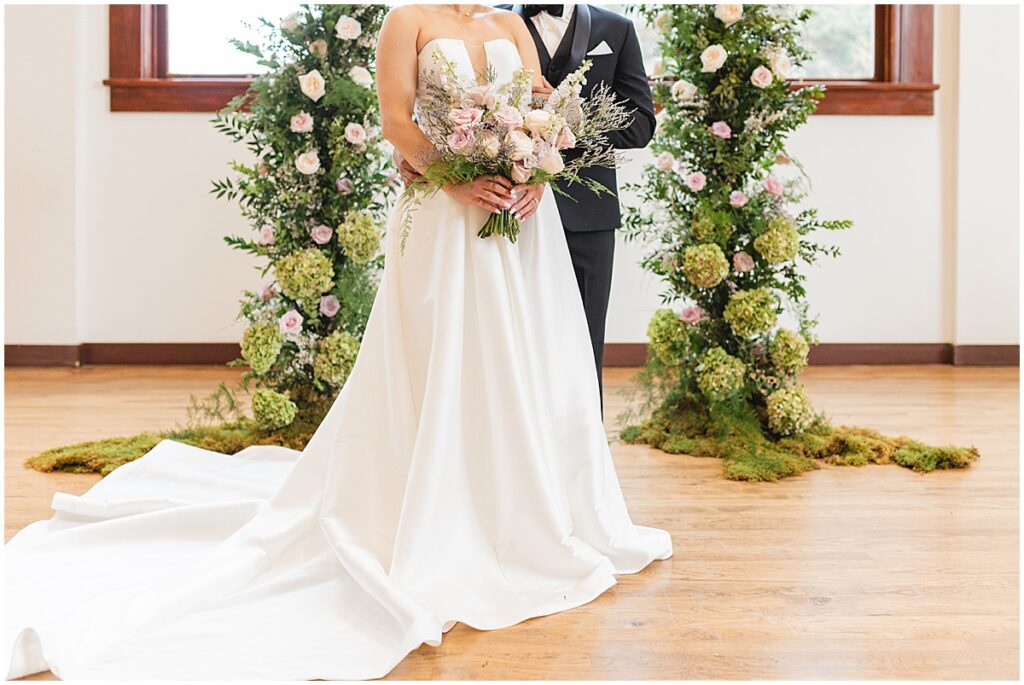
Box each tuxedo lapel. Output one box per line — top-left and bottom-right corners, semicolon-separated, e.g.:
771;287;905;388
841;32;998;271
512;4;551;72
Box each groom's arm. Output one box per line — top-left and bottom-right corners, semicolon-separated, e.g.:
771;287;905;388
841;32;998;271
605;21;655;150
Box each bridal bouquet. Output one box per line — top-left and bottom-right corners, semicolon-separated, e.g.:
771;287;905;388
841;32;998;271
401;51;630;247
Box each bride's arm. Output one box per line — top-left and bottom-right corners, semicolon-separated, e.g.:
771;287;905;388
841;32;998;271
377;8;513;212
502;12;551;94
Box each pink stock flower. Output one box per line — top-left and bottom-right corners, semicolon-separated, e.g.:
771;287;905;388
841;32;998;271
447;127;476;153
310;224;333;245
763;175;784;196
733;251;755;272
447;107;483;129
685;171;707;192
680;306;703;324
319;294;341;317
279;309;303;335
729;190;749;208
710;121;732;139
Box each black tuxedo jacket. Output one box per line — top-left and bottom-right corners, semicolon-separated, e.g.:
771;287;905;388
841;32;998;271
501;4;656;231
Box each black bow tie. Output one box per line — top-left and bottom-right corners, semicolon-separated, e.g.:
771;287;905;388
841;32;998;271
523;4;563;18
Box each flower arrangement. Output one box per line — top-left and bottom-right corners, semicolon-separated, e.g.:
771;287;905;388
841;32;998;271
212;4;392;428
402;54;629;246
620;4;978;481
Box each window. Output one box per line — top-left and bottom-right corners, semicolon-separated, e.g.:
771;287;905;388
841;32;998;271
106;4;936;115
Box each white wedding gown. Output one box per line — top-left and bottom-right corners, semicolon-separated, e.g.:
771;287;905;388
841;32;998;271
3;37;671;680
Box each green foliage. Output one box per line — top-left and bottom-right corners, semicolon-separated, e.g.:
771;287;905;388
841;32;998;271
212;5;393;428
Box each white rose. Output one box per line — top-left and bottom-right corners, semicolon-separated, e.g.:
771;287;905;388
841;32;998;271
479;132;501;159
750;65;774;89
295;150;321;175
671;79;698;102
714;4;743;27
308;39;328;59
700;44;728;73
650;57;667;78
335;16;362;40
655;10;674;34
280;11;301;33
770;51;792;78
298;69;326;102
505;129;534;161
523;109;552;136
538;148;564;175
344;122;367;146
290;110;314;133
348;65;373;88
655;151;675;172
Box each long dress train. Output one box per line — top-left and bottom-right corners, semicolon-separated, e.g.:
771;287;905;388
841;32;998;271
3;37;672;680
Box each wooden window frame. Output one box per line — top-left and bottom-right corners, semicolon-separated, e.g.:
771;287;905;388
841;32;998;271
105;4;937;115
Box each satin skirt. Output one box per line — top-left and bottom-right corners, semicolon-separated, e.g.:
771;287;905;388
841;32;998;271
3;189;673;680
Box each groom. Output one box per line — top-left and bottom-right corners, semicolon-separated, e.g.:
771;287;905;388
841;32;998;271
505;3;656;406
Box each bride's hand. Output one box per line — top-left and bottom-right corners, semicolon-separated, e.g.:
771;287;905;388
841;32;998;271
511;183;546;221
443;175;514;213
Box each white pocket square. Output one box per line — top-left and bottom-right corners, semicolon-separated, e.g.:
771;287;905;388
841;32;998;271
587;41;613;56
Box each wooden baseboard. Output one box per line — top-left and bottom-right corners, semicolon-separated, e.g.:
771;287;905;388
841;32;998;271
5;342;1020;368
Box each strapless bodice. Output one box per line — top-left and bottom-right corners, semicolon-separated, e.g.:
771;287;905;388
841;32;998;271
416;37;523;102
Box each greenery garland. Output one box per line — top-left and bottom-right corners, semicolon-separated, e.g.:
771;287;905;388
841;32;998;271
620;4;978;481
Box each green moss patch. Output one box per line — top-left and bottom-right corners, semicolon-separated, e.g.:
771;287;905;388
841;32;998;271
621;397;978;482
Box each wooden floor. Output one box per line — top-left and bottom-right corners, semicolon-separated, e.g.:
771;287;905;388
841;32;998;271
4;364;1019;680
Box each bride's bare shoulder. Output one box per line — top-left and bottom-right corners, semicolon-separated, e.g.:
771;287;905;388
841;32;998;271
381;4;425;30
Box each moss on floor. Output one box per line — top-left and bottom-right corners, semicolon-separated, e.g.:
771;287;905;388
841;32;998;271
25;415;324;477
620;397;979;482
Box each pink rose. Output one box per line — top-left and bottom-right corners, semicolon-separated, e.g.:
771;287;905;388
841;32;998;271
733;251;755;272
493;104;524;129
511;161;532;184
505;129;534;161
685;171;707;192
319;294;341;317
308;39;328;59
310;224;333;245
750;65;774;89
279;309;303;335
680;306;703;324
710;121;732;139
335;178;353;194
344;122;367;146
290;111;314;133
763;175;784;196
447;127;476;153
462;84;496;109
729;190;748;208
448;107;483;129
256;224;275;245
555;126;576;150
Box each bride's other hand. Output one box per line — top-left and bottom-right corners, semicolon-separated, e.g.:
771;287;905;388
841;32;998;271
444;175;514;212
511;183;545;221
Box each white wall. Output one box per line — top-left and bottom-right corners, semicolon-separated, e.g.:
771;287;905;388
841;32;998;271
3;4;1020;347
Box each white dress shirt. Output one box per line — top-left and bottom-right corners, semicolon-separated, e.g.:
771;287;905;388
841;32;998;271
529;4;576;57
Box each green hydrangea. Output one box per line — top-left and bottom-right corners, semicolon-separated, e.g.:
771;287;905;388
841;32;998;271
313;329;360;387
771;328;810;375
697;347;746;401
647;308;688;366
251;389;297;430
682;243;729;289
753;216;799;264
724;288;777;337
337;211;381;265
275;248;334;313
766;385;814;436
691;206;732;246
240;322;283;375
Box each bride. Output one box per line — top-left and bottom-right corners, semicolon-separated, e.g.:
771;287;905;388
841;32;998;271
3;5;671;680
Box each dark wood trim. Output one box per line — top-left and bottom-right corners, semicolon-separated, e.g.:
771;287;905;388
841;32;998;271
105;78;253;112
953;345;1021;367
801;81;938;116
5;343;1019;368
4;345;81;367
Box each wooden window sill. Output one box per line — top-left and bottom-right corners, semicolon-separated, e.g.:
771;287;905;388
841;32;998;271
103;77;253;112
800;81;939;115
